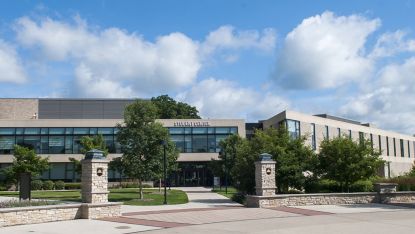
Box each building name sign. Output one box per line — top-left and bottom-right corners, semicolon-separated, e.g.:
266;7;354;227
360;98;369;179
173;121;210;127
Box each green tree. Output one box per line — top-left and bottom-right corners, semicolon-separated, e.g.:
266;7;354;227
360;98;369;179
314;136;384;192
69;134;109;180
1;145;49;189
116;100;179;199
151;95;200;119
224;127;314;194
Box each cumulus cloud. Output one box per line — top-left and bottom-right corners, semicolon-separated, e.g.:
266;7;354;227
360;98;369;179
370;30;415;59
0;40;26;84
176;78;289;121
340;57;415;134
274;11;379;89
14;16;201;97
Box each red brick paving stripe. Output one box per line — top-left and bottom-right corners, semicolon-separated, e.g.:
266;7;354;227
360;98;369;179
100;216;192;228
122;206;243;216
268;206;333;216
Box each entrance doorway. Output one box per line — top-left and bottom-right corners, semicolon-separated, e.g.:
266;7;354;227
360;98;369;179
171;162;213;186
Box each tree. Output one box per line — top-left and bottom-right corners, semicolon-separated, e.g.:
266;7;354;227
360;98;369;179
116;100;179;199
109;157;124;186
223;127;315;194
69;134;109;180
151;95;200;119
314;136;384;192
1;145;49;189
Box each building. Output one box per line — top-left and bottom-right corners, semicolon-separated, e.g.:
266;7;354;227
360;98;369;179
0;99;245;186
259;110;415;177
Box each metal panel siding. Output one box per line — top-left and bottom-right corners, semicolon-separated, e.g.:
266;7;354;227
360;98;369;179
38;99;133;119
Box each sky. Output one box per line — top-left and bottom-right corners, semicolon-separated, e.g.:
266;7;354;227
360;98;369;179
0;0;415;134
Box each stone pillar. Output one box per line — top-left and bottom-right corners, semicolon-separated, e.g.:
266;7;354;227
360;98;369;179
255;153;276;196
81;149;109;203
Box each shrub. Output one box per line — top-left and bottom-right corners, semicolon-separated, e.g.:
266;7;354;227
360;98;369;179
43;180;54;190
64;182;81;190
231;192;246;204
381;176;415;191
349;180;374;192
304;179;374;193
31;180;43;190
54;180;65;190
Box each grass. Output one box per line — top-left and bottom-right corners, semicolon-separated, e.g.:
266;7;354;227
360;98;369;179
211;186;238;199
0;188;188;206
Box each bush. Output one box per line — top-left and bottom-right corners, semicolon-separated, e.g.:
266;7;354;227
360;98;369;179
31;180;43;190
304;179;374;193
380;176;415;191
349;180;374;192
231;192;246;204
64;182;81;190
54;180;65;190
43;180;54;190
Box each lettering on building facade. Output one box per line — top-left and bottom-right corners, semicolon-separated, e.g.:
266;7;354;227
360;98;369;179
173;121;210;127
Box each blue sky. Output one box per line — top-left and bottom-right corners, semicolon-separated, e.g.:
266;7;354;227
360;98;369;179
0;1;415;134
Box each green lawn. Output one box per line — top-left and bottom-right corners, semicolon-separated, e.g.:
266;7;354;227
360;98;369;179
0;188;188;206
211;186;238;199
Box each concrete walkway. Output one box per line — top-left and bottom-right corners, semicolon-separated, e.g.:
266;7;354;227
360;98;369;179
121;187;241;213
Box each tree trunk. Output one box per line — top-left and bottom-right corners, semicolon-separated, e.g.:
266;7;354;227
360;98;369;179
139;179;143;200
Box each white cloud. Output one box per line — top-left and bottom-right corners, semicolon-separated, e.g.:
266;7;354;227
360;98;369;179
201;25;276;58
274;11;379;89
370;30;415;58
14;16;201;97
176;78;289;121
340;57;415;134
0;40;26;84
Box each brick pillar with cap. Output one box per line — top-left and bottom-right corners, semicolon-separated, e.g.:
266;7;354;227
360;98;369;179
255;153;277;196
81;149;109;203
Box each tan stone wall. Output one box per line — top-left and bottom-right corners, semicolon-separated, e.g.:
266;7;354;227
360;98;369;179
246;192;415;208
81;203;122;219
255;161;276;196
0;204;82;227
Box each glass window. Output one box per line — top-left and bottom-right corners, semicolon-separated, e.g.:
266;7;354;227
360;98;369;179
73;128;89;135
207;128;215;134
370;134;373;149
171;135;185;153
324;126;329;139
104;135;115;153
0;136;15;154
184;128;192;134
393;138;396;157
311;124;316;150
65;136;73;154
113;127;120;134
41;136;49;154
287;120;300;139
386;137;390;156
192;135;207;152
98;128;113;135
23;136;41;153
49;136;65;154
0;128;15;135
230;127;238;134
89;128;97;135
400;139;404;157
337;128;341;137
215;128;229;134
169;128;184;134
49;128;65;135
408;141;411;158
41;128;48;135
65;128;73;135
348;130;352;139
359;132;364;144
15;128;24;135
215;135;228;152
208;135;216;152
73;136;82;154
49;163;66;180
192;128;207;134
184;135;192;153
24;128;40;135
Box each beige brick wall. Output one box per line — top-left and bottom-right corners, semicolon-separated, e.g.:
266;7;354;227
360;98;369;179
0;99;38;120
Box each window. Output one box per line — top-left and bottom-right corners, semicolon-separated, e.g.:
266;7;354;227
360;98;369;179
311;124;316;150
348;130;352;139
324;126;329;139
49;136;65;154
337;128;341;137
192;135;207;152
286;120;300;139
393;138;396;157
400;139;405;157
359;132;364;144
0;128;15;135
408;141;411;158
370;134;373;149
386;137;390;156
24;128;40;135
0;136;15;154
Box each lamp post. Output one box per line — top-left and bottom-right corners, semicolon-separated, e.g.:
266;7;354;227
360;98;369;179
161;140;167;205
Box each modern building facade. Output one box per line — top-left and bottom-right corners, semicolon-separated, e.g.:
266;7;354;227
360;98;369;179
259;110;415;177
1;99;414;184
0;99;245;186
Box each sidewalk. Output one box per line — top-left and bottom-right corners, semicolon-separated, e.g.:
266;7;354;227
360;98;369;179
121;187;242;213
